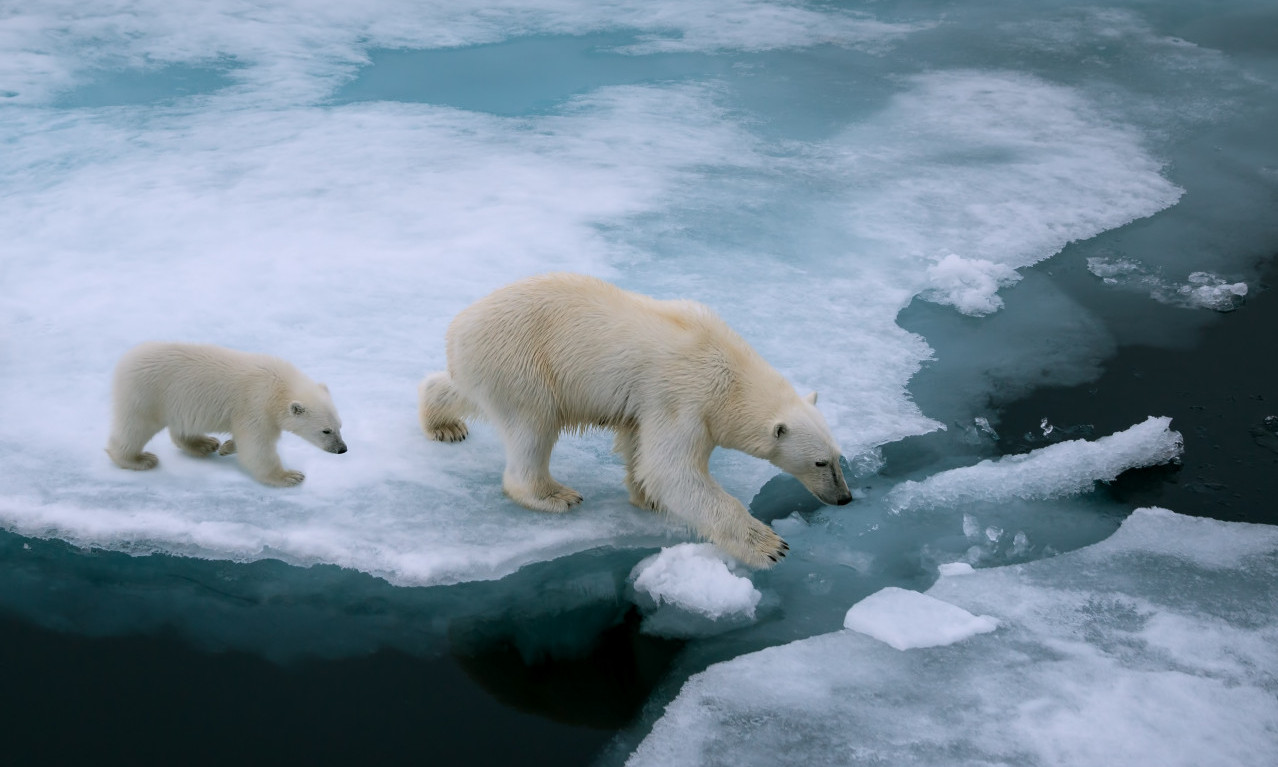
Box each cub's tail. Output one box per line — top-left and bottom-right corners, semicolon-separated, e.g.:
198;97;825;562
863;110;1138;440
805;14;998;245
418;372;475;443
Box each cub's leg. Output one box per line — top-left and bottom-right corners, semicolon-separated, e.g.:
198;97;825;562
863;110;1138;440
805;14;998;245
419;372;470;443
171;432;221;457
106;417;163;471
614;423;657;510
496;417;582;512
233;430;303;487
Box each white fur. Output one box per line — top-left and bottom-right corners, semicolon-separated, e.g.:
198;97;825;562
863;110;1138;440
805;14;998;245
106;342;346;487
419;273;852;567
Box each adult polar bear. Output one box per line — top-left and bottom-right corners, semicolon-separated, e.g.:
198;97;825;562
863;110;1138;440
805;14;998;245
107;342;347;486
419;273;852;567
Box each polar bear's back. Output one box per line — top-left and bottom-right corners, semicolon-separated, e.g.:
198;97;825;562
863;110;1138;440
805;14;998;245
113;342;296;432
446;273;756;427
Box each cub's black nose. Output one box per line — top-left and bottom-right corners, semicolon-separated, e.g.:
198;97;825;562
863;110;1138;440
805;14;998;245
335;443;348;454
836;493;853;506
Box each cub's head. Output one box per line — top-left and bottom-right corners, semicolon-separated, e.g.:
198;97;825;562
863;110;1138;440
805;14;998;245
767;392;852;507
282;383;347;454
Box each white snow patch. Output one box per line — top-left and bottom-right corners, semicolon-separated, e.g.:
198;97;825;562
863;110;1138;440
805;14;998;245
921;253;1022;315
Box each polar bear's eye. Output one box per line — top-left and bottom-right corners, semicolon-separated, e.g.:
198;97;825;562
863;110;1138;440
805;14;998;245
815;460;829;468
322;429;333;435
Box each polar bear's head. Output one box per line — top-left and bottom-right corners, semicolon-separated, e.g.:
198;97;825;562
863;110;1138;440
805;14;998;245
768;392;852;507
283;383;348;454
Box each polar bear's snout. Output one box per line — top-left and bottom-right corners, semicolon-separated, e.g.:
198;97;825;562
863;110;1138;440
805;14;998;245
798;457;853;507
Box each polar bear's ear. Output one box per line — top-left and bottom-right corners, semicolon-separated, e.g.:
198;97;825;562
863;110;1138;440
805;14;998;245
290;401;307;416
804;391;818;405
318;383;329;393
773;423;788;439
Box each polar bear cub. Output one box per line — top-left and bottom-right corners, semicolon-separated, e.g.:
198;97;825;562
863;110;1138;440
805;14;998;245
107;342;347;486
419;273;852;568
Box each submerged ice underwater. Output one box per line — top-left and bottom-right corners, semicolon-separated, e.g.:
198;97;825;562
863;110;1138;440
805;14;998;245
2;0;1277;765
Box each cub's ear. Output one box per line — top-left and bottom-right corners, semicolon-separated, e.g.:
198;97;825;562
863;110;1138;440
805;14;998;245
318;383;330;393
290;401;307;416
805;391;818;405
773;423;788;439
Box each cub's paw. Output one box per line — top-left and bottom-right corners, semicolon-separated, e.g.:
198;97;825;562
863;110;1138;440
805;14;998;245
429;421;468;443
263;470;305;487
217;439;237;456
178;435;221;457
131;451;160;471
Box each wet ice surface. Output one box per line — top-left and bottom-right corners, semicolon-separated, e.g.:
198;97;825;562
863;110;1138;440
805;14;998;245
1;0;1278;764
630;509;1278;767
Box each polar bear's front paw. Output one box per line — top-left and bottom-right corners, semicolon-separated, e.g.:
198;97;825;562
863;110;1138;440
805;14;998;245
429;421;468;443
544;485;584;511
217;439;237;456
720;518;788;569
263;469;305;487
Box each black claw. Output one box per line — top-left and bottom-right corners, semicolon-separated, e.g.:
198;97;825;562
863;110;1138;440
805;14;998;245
768;554;777;562
780;541;790;550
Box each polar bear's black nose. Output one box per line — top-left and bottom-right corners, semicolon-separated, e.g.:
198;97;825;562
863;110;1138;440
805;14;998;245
835;492;853;506
334;442;348;454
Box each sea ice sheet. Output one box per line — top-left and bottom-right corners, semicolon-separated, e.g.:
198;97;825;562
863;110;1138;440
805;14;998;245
629;509;1278;767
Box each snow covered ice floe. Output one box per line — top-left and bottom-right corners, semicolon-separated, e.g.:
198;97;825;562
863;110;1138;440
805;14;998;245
842;586;998;651
629;508;1278;767
886;415;1183;512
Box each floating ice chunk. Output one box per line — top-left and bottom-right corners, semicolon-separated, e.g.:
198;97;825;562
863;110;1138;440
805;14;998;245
629;543;762;636
1087;258;1247;311
921;253;1022;315
887;416;1182;512
1176;272;1248;312
843;587;998;650
630;509;1278;767
1087;255;1147;282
